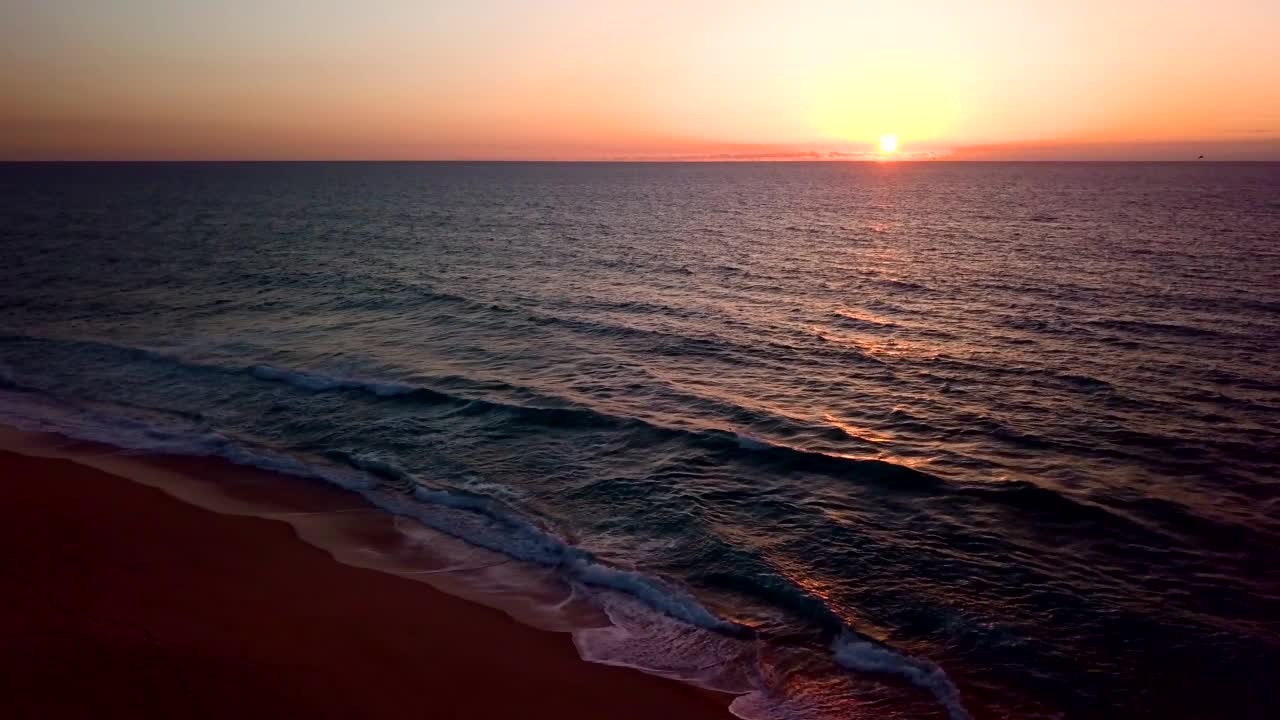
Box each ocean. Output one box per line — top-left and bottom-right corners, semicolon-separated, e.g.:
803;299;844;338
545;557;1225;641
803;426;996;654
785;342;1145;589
1;161;1277;719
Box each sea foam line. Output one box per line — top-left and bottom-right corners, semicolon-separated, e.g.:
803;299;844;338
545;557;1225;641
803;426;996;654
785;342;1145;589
0;384;973;720
833;632;972;720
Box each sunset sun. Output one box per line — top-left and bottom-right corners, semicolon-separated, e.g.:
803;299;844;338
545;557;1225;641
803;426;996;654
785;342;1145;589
2;2;1278;719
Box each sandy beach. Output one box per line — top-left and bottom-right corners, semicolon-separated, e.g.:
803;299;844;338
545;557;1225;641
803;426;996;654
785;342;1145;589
0;443;730;720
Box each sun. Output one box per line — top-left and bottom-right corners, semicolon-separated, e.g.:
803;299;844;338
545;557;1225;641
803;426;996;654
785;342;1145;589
879;134;898;153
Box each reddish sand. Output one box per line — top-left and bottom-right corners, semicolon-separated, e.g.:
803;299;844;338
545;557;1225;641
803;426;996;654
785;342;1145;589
0;449;731;720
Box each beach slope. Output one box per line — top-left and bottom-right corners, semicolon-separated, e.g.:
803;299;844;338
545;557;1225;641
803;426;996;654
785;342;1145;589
0;449;728;720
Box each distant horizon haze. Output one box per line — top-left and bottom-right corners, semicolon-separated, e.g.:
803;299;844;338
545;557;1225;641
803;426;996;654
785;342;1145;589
3;1;1279;161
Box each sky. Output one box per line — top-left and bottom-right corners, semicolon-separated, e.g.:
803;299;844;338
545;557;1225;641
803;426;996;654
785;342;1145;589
2;0;1278;160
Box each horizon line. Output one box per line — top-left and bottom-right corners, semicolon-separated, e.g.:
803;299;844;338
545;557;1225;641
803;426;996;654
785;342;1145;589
2;158;1272;164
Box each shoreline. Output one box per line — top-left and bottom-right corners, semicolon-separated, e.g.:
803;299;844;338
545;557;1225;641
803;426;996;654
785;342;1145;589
0;427;732;719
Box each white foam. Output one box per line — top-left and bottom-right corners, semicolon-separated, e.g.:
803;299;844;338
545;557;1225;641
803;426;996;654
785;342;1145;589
0;387;973;720
0;389;375;491
832;632;972;720
573;588;760;693
0;390;594;636
567;558;741;633
407;485;742;632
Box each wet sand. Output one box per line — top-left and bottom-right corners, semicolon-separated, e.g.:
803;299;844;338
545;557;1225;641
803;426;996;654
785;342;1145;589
0;446;730;720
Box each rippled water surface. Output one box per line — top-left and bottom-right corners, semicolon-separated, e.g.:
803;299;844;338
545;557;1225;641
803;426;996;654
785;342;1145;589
2;162;1278;719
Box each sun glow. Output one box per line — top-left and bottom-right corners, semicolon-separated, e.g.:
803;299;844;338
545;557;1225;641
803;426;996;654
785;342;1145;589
808;54;964;154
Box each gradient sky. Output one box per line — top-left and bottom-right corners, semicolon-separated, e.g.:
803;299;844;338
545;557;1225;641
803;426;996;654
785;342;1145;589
3;1;1278;160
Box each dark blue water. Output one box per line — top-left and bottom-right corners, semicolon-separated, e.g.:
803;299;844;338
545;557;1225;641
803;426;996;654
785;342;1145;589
2;162;1278;719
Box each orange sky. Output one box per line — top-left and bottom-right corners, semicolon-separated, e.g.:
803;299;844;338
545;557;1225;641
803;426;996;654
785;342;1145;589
3;1;1278;160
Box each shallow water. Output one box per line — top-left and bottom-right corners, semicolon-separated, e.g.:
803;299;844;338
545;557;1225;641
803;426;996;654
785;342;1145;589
2;161;1278;719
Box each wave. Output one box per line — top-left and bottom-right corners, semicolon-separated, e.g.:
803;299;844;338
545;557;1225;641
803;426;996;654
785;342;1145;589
6;333;1217;549
833;633;972;720
1084;317;1222;340
251;365;416;396
0;384;973;720
247;363;955;495
831;309;899;330
872;276;930;292
723;421;1252;551
0;385;735;630
0;381;744;630
243;361;949;493
4;333;1167;537
0;391;378;492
